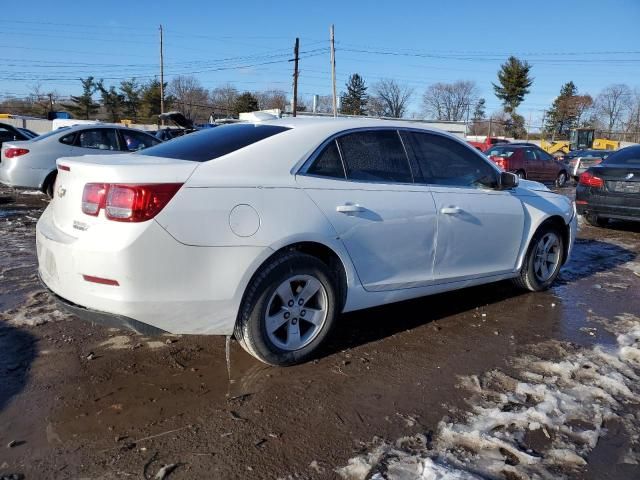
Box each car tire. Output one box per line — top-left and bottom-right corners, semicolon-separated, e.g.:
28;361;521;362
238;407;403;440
512;224;564;292
43;171;57;198
516;170;526;179
235;251;339;366
585;214;609;228
555;171;567;188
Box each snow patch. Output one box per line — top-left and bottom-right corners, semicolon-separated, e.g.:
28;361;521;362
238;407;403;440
338;316;640;479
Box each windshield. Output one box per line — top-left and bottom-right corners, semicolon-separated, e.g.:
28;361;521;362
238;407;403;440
29;127;70;142
602;147;640;166
138;123;290;162
485;147;516;157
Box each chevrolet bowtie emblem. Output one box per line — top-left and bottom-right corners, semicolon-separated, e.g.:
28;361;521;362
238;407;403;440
57;186;66;198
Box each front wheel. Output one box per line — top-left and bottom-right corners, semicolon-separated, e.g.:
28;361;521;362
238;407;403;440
516;170;526;180
512;226;564;291
235;251;339;366
555;171;567;188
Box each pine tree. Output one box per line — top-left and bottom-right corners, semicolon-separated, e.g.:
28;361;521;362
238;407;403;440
119;78;142;122
233;92;259;116
98;82;124;122
340;74;368;115
64;77;99;119
493;57;533;114
544;82;593;139
140;79;168;122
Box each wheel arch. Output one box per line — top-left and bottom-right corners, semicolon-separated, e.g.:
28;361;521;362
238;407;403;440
521;215;570;269
41;169;57;195
234;238;354;330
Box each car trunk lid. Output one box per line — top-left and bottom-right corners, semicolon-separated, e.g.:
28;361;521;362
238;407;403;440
50;153;198;237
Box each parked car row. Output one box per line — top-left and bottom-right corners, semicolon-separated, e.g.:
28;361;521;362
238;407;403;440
485;144;569;187
0;124;160;196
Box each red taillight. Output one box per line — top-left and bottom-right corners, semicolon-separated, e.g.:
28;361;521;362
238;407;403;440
5;148;29;158
579;171;604;188
82;183;107;216
81;183;182;222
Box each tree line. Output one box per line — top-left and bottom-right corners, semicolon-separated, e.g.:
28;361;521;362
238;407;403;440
2;56;639;141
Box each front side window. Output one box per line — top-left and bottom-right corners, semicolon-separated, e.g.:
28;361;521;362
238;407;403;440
307;140;345;179
121;129;160;151
536;149;554;162
75;129;119;150
403;131;497;188
337;130;412;183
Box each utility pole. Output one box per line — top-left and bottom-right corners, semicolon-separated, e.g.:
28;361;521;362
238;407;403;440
330;24;337;117
159;24;165;125
292;37;299;117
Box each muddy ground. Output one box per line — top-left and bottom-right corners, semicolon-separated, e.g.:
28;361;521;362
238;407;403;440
0;184;639;479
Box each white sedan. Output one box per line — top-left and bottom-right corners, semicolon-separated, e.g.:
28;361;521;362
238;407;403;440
36;118;576;365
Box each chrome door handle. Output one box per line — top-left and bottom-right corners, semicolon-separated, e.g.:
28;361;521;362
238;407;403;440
336;204;364;214
440;206;462;215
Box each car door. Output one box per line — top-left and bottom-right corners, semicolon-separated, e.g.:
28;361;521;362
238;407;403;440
535;148;557;182
296;129;438;292
523;148;541;179
72;128;122;156
401;131;525;282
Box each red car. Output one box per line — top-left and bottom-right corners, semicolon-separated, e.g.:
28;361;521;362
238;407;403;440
485;145;569;187
467;136;510;152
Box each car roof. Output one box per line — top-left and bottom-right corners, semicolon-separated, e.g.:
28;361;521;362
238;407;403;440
255;116;456;135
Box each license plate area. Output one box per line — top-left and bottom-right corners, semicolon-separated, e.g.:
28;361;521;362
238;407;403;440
608;181;640;194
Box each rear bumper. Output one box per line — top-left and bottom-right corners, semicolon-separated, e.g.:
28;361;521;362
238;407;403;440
0;157;49;190
42;276;168;335
36;206;273;335
576;186;640;221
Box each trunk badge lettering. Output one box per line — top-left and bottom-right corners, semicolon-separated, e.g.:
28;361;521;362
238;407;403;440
625;173;634;180
57;186;66;198
73;220;89;231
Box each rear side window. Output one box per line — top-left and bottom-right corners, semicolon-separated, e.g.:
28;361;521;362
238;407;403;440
307;140;345;179
138;123;290;162
75;129;119;150
486;147;516;157
337;130;412;183
60;133;75;145
402;132;497;188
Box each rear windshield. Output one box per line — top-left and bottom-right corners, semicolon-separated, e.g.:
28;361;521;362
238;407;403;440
602;147;640;166
485;146;516;157
138;123;290;162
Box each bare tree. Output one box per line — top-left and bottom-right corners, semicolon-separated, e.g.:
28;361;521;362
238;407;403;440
210;84;239;117
370;79;414;118
255;89;288;111
595;84;632;134
422;80;477;121
168;75;210;122
313;95;334;114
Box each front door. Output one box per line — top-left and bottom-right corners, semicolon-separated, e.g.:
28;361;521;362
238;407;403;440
401;131;525;282
296;130;437;292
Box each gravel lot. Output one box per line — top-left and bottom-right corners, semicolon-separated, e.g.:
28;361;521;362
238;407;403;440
1;185;639;479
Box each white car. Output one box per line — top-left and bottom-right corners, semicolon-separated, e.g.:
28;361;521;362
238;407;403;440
36;118;576;365
0;124;161;196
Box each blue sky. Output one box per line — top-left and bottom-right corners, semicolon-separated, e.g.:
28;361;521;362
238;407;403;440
2;0;639;126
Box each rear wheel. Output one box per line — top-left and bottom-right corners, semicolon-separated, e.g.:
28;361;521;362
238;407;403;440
555;171;567;188
235;251;339;366
585;214;609;228
516;170;526;179
512;225;564;291
42;171;57;198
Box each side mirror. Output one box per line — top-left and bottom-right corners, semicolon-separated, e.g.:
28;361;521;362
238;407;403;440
500;171;519;189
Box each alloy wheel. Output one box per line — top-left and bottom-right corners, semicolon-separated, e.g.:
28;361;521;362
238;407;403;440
533;232;561;282
264;274;328;351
